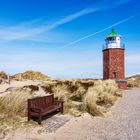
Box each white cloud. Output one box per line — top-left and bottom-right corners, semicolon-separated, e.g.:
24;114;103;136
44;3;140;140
62;15;136;48
0;0;131;43
125;53;140;76
0;51;102;78
126;54;140;64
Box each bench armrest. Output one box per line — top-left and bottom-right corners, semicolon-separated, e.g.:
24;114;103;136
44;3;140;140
29;107;42;113
54;100;64;106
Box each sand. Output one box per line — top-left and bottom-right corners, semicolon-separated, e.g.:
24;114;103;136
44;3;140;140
0;80;42;97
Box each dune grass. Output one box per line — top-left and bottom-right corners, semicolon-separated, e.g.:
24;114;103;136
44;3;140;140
0;79;122;138
127;76;140;87
0;89;32;117
12;70;49;81
0;79;121;124
84;80;121;116
42;79;121;116
0;79;121;118
0;86;39;139
0;85;40;117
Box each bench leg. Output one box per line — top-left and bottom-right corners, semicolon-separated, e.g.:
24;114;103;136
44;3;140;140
28;117;31;121
28;111;31;121
38;115;42;125
60;107;63;114
61;102;64;114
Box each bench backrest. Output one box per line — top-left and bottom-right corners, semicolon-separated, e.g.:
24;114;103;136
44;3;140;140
28;94;54;109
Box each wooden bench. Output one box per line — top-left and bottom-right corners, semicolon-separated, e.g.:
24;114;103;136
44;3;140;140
28;94;64;124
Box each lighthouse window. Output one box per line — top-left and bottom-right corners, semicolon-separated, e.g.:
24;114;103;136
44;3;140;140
108;37;115;41
107;37;116;44
112;37;116;41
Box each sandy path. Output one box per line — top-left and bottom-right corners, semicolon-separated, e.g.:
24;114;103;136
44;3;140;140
33;88;140;140
0;80;42;96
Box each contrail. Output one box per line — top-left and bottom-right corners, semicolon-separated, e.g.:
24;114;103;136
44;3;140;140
0;0;131;42
61;15;137;49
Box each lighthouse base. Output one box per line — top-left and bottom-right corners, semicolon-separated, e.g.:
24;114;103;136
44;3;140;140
116;80;127;89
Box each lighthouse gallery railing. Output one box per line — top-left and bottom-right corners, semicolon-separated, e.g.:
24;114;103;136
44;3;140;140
102;43;125;50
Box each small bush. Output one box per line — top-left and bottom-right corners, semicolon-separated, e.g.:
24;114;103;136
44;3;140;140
23;85;39;92
127;76;140;87
0;85;45;117
84;80;120;116
0;71;8;79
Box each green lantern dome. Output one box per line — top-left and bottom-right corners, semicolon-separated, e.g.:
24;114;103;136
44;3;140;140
107;28;121;38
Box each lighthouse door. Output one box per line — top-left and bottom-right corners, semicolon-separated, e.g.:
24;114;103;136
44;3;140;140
113;72;117;79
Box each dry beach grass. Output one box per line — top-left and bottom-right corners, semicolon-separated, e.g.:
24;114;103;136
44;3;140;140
41;79;121;116
127;75;140;87
0;78;122;139
84;80;121;116
0;79;121;117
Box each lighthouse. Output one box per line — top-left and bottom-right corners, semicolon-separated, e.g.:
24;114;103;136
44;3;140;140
102;28;127;89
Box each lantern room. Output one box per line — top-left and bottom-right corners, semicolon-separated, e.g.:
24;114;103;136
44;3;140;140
104;28;124;50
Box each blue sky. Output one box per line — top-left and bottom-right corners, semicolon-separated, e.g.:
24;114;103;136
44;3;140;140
0;0;139;78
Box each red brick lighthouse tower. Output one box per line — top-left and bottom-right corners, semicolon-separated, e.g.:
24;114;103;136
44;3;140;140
103;28;127;89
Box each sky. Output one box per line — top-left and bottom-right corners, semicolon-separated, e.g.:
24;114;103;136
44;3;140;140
0;0;139;78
